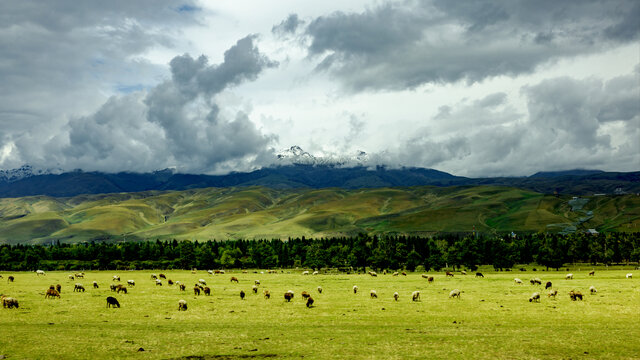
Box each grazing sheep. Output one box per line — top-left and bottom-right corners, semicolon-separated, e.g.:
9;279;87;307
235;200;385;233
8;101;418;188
569;290;583;301
155;279;162;286
317;286;323;294
313;271;319;275
421;274;429;279
106;296;120;308
393;292;399;301
150;274;157;280
127;280;135;286
73;284;85;292
208;270;214;275
393;272;399;276
353;285;358;294
626;273;633;279
168;279;174;285
113;275;120;281
589;286;597;294
263;290;271;299
75;273;84;279
199;279;207;285
548;289;558;298
306;296;314;308
446;271;454;277
566;273;574;280
2;296;19;308
412;291;421;302
401;272;407;276
427;276;434;283
68;275;74;280
301;291;311;299
529;292;541;302
252;285;258;294
530;278;542;285
7;275;14;283
178;299;188;311
159;274;166;279
230;276;239;283
369;271;377;277
92;281;98;289
56;284;62;293
204;287;211;296
302;271;310;275
475;272;484;278
449;289;461;299
179;284;186;291
514;278;523;284
254;280;260;285
110;284;117;292
240;290;246;300
461;271;467;275
284;290;294;302
193;286;201;296
36;270;45;276
116;286;127;294
545;281;552;289
589;270;595;276
45;288;60;299
370;290;377;299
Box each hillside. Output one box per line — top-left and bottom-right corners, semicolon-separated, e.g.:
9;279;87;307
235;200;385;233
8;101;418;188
0;186;638;244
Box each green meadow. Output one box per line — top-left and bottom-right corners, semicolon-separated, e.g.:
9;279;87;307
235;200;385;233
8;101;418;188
1;186;639;243
1;268;639;359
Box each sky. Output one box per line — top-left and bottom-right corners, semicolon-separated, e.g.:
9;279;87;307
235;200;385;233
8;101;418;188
0;0;638;177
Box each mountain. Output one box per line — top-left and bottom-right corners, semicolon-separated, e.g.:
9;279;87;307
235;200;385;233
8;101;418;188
0;146;638;197
1;185;638;244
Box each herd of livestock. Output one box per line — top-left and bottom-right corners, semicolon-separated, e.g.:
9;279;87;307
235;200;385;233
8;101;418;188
0;269;635;311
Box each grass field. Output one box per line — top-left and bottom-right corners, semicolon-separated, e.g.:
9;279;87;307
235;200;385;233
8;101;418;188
1;268;639;359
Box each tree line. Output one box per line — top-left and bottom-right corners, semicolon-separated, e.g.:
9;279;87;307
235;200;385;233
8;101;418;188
1;232;639;272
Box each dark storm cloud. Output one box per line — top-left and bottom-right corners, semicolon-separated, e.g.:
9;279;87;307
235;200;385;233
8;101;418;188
56;36;278;173
302;0;639;90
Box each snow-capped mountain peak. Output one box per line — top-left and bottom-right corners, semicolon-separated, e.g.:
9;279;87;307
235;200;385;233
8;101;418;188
276;146;370;167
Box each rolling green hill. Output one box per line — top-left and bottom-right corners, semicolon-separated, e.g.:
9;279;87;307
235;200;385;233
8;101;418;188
0;186;638;244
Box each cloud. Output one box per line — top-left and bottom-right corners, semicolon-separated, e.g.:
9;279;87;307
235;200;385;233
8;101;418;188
372;70;640;176
301;0;640;91
272;14;304;36
47;36;278;173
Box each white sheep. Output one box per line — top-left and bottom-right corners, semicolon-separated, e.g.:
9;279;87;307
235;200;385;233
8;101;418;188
113;275;120;281
317;286;323;294
178;299;188;311
412;291;420;302
199;279;207;285
370;290;377;298
127;280;135;286
155;279;162;286
449;289;461;299
36;270;45;276
529;292;541;302
626;273;633;279
589;286;597;294
254;280;260;285
207;270;213;275
302;270;310;275
312;271;319;275
393;292;399;301
514;278;523;284
353;285;358;294
548;289;558;298
566;273;574;280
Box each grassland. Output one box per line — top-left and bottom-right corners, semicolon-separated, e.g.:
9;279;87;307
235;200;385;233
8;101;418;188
0;186;639;244
1;268;639;359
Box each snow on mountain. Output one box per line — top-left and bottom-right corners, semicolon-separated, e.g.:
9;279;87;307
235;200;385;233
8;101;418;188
276;146;370;167
0;165;62;182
